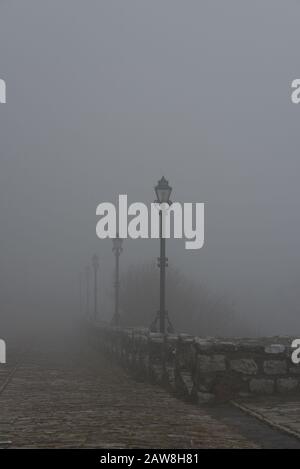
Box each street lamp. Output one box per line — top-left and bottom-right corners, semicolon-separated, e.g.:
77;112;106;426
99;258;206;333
112;234;123;326
155;175;172;205
152;176;173;334
92;254;99;321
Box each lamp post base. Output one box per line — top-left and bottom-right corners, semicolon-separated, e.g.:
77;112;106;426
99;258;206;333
150;311;174;334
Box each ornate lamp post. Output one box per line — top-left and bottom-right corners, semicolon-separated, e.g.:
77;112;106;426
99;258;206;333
112;234;123;326
92;254;99;321
153;176;173;334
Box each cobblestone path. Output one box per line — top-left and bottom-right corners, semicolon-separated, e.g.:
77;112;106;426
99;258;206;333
0;331;299;449
234;397;300;439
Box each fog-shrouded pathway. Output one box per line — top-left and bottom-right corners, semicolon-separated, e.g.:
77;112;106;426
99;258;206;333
0;328;300;449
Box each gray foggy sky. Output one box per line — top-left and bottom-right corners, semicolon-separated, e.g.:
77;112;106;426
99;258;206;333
0;1;300;335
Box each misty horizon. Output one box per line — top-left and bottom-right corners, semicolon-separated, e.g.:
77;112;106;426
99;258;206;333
1;1;300;337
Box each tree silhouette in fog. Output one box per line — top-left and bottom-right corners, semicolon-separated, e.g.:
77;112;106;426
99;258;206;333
119;262;248;336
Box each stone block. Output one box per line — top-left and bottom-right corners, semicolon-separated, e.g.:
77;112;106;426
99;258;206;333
197;354;226;373
264;344;285;354
277;378;299;393
250;378;274;394
230;359;258;375
263;360;287;375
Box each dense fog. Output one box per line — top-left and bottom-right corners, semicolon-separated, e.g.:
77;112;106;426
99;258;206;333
1;1;300;338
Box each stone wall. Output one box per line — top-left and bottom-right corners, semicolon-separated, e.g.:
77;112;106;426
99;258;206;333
87;322;299;403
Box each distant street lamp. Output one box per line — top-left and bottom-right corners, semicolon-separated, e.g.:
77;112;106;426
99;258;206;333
112;234;123;326
92;254;99;321
85;265;90;317
152;176;173;334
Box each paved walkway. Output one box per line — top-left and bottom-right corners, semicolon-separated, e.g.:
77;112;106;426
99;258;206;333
0;331;299;449
234;397;300;439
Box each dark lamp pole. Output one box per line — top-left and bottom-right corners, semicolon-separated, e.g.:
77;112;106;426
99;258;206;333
152;176;173;334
